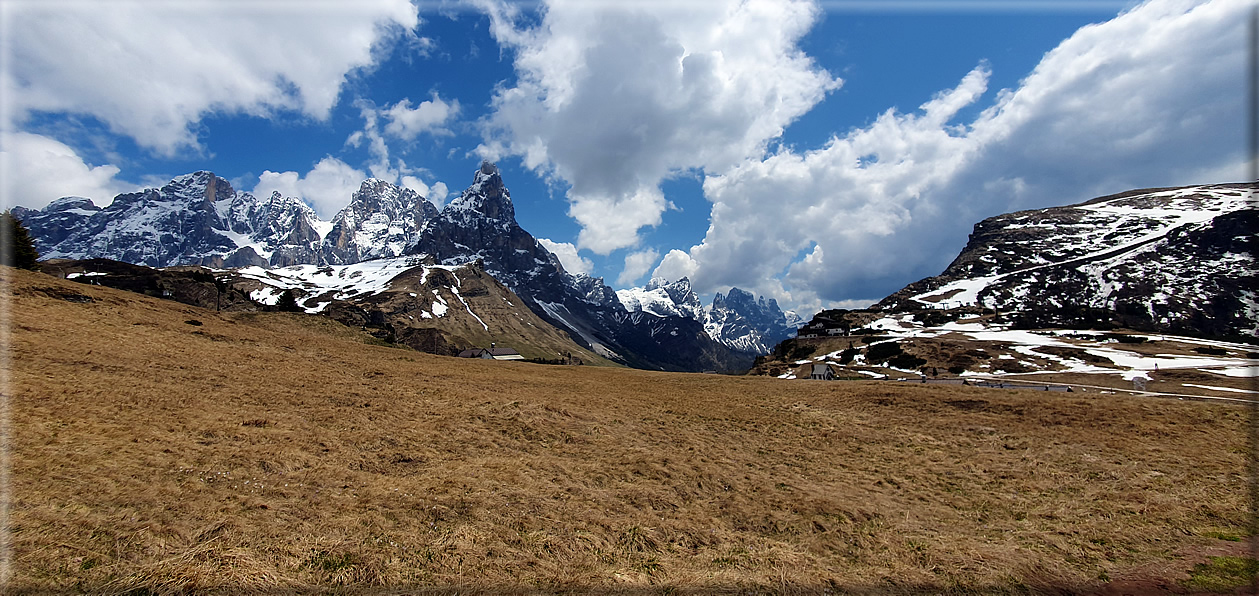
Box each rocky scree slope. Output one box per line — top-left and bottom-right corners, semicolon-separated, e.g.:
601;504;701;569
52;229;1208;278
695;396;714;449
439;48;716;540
877;183;1258;339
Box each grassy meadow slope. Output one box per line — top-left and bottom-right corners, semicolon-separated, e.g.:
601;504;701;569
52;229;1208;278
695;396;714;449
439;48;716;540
4;266;1250;594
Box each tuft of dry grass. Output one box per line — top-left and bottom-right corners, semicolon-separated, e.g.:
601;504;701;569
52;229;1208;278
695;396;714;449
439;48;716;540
4;267;1250;594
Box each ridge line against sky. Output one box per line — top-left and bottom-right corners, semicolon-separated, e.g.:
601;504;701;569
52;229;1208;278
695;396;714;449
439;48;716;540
0;0;1249;314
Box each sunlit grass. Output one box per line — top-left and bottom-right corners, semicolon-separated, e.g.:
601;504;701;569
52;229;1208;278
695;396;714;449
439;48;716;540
5;266;1250;594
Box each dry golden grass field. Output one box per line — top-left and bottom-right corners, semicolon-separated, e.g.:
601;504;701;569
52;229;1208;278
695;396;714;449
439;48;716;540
3;267;1252;594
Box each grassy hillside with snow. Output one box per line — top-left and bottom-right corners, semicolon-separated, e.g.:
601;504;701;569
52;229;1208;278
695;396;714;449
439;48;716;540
758;309;1256;400
5;266;1251;594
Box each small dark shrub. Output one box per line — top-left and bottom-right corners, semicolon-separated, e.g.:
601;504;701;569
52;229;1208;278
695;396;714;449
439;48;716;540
1194;346;1228;356
866;341;902;363
915;310;959;327
838;348;858;364
888;353;926;370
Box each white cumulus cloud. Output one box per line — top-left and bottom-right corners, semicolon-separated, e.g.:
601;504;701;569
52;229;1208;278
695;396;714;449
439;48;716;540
254;157;368;220
383;94;461;140
617;248;660;287
0;131;135;209
1;0;420;155
478;0;839;255
401;176;450;207
537;238;594;275
658;0;1249;309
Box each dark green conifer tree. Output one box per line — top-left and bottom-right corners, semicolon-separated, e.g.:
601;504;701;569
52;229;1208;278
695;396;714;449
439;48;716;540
276;288;302;312
1;211;40;270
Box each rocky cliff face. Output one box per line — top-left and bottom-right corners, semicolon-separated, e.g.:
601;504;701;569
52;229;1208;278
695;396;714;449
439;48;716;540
877;183;1258;338
219;190;325;268
411;163;752;372
617;278;705;321
705;288;796;354
415;162;566;295
16;172;340;269
322;179;438;265
16;172;238;267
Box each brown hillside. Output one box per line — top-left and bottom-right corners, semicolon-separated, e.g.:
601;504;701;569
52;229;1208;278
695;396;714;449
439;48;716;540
4;267;1250;594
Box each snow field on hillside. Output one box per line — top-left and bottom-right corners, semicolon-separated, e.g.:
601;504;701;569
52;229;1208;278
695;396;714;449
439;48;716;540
803;311;1256;383
234;256;484;323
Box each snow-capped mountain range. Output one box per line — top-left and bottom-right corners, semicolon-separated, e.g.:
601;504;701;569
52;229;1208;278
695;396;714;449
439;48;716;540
15;163;782;371
877;183;1257;338
15;172;438;269
617;278;800;355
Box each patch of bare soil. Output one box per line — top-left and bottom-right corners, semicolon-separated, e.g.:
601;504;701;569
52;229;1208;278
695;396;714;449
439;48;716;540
1089;538;1254;596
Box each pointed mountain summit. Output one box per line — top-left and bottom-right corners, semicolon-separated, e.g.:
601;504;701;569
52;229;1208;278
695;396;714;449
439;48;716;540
412;163;750;372
323;178;438;265
415;161;568;295
444;161;515;223
706;288;795;354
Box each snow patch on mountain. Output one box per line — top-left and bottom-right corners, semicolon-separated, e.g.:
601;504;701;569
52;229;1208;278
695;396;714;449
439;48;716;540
232;255;474;315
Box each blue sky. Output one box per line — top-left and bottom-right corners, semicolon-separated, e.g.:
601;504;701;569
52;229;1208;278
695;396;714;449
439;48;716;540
1;0;1250;313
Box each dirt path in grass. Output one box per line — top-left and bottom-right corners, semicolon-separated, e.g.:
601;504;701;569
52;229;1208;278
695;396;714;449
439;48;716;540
1089;538;1255;595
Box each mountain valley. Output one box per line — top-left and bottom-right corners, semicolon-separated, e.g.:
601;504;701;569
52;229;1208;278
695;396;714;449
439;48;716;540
14;171;1257;377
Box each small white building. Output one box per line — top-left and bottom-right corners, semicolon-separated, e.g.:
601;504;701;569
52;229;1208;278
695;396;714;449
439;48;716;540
457;347;525;360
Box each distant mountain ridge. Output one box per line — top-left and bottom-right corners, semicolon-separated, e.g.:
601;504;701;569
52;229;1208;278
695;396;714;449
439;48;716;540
15;172;436;270
617;278;799;354
16;163;767;371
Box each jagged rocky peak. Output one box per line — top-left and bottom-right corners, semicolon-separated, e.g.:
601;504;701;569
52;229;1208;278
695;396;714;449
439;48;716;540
345;178;437;222
160;170;236;204
618;276;705;321
569;273;625;309
322;178;438;264
706;287;795;355
414;161;544;282
712;287;787;323
41;196;101;213
447;161;514;222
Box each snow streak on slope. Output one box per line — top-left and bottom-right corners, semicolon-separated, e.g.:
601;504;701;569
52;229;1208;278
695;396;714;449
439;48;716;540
235;255;470;317
849;312;1259;383
910;185;1251;308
